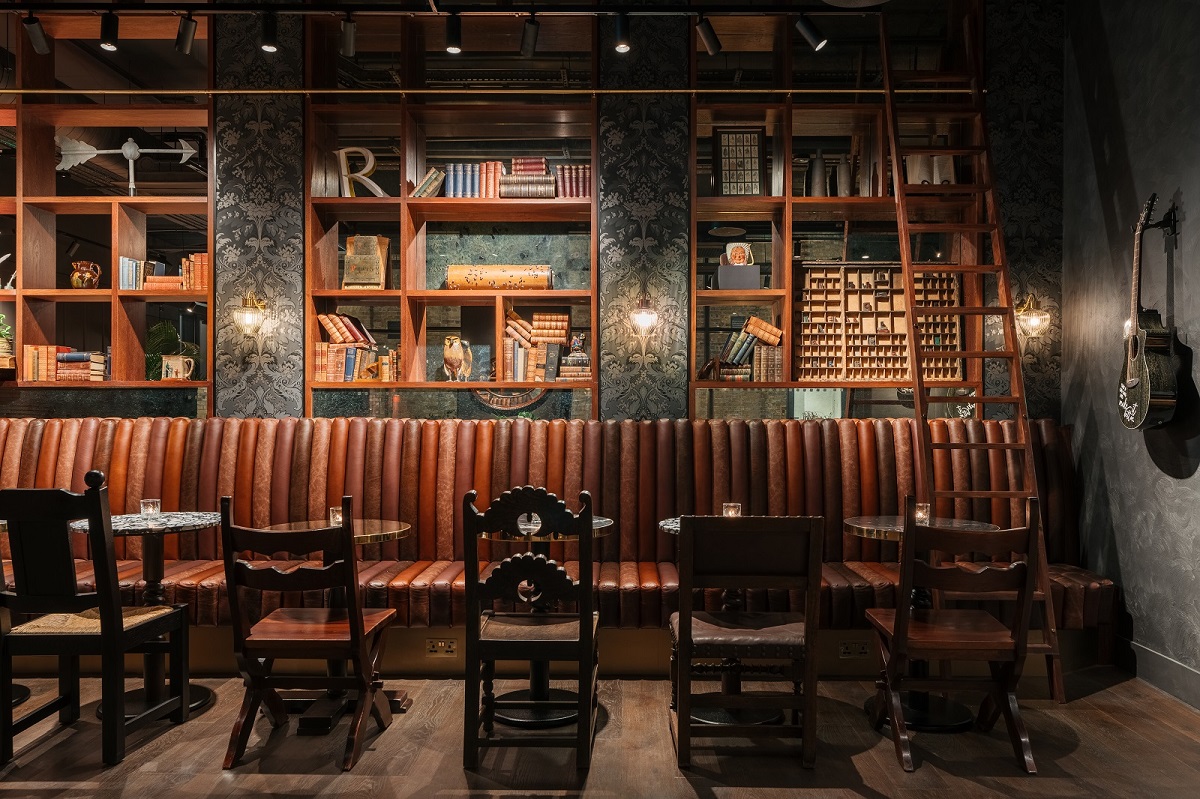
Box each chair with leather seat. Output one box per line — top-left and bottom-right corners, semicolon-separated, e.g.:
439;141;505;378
461;486;598;770
220;495;395;771
0;470;190;766
670;514;824;768
865;495;1041;773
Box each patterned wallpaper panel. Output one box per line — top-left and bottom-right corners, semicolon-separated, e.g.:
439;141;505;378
986;0;1064;421
212;13;306;418
597;14;691;420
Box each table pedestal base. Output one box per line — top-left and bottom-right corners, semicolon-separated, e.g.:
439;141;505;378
691;707;783;726
97;683;215;720
493;688;579;729
280;689;412;735
865;691;975;733
11;683;30;707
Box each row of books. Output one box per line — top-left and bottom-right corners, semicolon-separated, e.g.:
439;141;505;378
411;158;589;199
717;315;784;366
23;345;108;382
503;339;564;382
117;253;208;292
554;165;592;199
313;342;400;382
316;313;377;347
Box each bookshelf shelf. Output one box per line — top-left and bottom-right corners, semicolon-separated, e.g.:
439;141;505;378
406;198;592;223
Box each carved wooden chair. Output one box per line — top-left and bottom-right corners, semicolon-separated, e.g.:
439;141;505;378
0;470;190;766
865;495;1041;773
671;515;824;768
462;486;597;770
220;495;395;771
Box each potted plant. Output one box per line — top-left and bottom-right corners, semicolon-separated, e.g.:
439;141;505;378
0;313;12;357
144;320;200;380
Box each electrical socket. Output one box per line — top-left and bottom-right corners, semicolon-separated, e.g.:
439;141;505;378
425;638;458;658
838;640;870;659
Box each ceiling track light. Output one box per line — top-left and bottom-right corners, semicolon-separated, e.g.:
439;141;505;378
795;14;828;52
261;10;278;53
340;13;356;58
521;13;540;59
696;15;721;57
23;12;49;56
446;13;462;54
175;12;198;56
614;12;631;54
100;11;119;52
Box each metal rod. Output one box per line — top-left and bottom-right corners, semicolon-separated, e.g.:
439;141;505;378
0;87;973;96
3;2;866;16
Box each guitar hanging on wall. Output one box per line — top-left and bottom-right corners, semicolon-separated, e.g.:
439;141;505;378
1117;193;1177;430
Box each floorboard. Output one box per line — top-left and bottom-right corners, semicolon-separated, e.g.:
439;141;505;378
2;667;1198;798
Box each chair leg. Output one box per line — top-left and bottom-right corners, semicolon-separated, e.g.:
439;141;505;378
100;650;126;766
868;635;889;732
885;683;913;772
224;687;263;769
58;655;80;725
1;651;14;765
975;662;1003;732
370;677;392;731
481;660;496;736
801;656;819;769
463;651;481;770
168;623;189;724
676;656;691;768
997;664;1036;774
576;656;592;770
668;643;677;711
1046;652;1065;704
341;678;373;771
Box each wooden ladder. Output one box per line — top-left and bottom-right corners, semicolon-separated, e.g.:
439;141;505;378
879;10;1065;702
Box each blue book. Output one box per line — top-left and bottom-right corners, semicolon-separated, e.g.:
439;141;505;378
452;163;462;197
471;163;480;198
57;352;91;362
733;334;758;365
344;347;357;381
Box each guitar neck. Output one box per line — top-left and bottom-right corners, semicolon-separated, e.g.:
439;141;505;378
1130;225;1143;336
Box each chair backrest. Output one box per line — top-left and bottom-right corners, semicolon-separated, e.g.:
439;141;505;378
676;515;824;621
220;495;363;652
893;494;1041;658
0;470;120;628
462;486;594;623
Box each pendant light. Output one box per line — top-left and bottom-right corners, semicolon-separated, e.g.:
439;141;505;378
615;13;631;54
100;11;119;52
696;16;721;57
175;13;198;56
446;14;462;54
23;12;50;56
261;11;278;53
521;14;540;58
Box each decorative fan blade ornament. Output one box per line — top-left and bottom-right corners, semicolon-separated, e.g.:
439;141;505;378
55;136;198;196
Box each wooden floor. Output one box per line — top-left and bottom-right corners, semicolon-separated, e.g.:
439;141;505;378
2;667;1199;798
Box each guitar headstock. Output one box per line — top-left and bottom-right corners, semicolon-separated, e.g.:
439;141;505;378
1135;193;1158;235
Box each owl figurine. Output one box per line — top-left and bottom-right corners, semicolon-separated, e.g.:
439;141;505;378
443;336;473;382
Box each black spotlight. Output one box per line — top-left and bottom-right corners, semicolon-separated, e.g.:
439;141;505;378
24;12;50;56
615;12;631;53
696;16;721;57
341;13;356;58
175;13;198;56
446;14;462;54
795;14;828;52
521;14;540;58
100;11;119;52
261;11;278;53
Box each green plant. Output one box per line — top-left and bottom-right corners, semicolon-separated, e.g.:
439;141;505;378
145;320;199;380
0;313;11;340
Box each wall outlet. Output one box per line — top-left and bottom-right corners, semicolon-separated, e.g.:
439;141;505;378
838;640;870;659
425;638;458;658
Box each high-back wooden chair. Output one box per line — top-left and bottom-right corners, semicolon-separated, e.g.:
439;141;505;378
0;470;189;766
220;495;395;771
865;495;1041;773
671;515;824;768
462;486;597;770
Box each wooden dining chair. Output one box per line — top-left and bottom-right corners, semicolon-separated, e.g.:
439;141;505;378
0;470;190;766
671;515;824;768
219;495;396;771
461;486;598;770
865;495;1041;773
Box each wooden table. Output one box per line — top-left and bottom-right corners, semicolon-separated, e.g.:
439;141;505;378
484;514;613;729
844;513;999;733
72;510;222;719
265;518;412;735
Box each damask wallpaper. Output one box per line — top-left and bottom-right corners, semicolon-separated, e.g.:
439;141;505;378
1063;0;1200;707
212;13;306;417
597;13;691;421
986;0;1064;421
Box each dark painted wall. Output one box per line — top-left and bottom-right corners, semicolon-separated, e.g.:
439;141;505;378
1062;0;1200;706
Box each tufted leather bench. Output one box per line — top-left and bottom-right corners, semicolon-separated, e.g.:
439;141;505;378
0;416;1114;658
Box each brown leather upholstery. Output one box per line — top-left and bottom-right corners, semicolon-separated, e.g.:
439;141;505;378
0;416;1111;641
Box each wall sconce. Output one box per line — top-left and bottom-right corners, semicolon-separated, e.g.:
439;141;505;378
232;290;267;336
1015;295;1051;339
629;292;659;339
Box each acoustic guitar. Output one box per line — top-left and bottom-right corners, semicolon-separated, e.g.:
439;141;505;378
1117;193;1177;430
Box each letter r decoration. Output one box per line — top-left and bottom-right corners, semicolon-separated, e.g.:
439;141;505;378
335;147;389;198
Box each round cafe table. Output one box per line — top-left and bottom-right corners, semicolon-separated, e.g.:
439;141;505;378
483;514;613;729
265;518;412;735
71;510;222;719
844;513;999;733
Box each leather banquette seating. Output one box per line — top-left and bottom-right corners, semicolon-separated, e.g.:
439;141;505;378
0;416;1113;651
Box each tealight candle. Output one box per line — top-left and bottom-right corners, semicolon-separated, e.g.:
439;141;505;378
328;506;344;526
914;502;931;526
722;503;742;518
140;498;161;516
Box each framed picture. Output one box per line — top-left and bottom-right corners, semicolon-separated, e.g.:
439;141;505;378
713;126;767;196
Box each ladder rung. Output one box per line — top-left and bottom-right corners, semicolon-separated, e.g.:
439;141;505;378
917;349;1016;359
933;489;1030;498
912;263;1003;274
900;145;985;156
904;183;989;195
891;70;974;83
907;223;996;233
924;395;1021;404
913;305;1007;315
929;442;1025;451
895;104;981;117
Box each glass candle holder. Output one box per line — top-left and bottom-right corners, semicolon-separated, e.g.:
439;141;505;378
140;498;161;516
914;502;931;526
722;502;742;518
328;506;344;526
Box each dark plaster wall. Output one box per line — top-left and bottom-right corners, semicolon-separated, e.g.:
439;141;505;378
1062;0;1200;706
212;13;306;417
986;0;1063;421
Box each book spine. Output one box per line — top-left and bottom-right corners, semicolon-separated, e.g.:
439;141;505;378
733;334;758;365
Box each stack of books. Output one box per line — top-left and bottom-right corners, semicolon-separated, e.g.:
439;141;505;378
717;364;753;382
56;351;107;382
699;314;786;381
554;164;592;198
503;310;534;381
412;167;447;198
501;157;556;199
313;343;399;382
180;252;208;290
752;344;783;381
529;312;570;346
118;255;207;291
317;313;375;347
23;345;108;382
